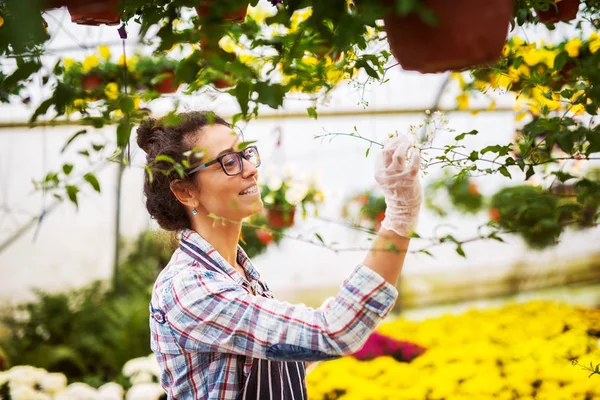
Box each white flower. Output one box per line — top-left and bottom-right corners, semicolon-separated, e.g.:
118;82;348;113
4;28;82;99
40;372;67;394
283;163;296;179
56;382;99;400
9;383;51;400
4;366;47;388
266;176;283;192
130;371;154;385
285;182;309;205
97;382;125;400
125;383;165;400
122;355;160;384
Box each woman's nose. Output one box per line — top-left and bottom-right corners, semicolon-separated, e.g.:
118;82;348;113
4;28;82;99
241;158;258;178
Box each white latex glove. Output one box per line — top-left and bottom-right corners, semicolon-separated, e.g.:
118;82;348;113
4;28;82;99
374;134;423;237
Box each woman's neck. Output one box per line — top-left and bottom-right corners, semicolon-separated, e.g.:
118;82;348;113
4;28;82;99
190;215;242;268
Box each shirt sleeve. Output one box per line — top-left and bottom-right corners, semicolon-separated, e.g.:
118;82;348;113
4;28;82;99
161;264;398;362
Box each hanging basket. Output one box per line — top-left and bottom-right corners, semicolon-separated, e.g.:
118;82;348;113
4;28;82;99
81;74;103;91
153;70;179;94
67;0;120;26
383;0;514;73
267;205;296;229
195;1;249;22
536;0;580;24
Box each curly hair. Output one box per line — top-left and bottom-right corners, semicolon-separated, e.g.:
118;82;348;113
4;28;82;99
136;111;230;231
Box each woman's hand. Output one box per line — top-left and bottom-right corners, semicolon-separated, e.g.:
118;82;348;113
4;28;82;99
374;134;422;237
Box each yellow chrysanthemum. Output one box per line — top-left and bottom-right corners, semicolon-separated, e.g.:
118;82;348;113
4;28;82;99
451;72;466;89
98;45;111;60
565;38;582;57
588;32;600;54
82;55;100;73
63;58;76;71
104;82;119;100
118;55;138;71
73;99;87;109
456;93;469;110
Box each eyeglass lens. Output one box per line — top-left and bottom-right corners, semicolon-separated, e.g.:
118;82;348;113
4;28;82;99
221;147;261;175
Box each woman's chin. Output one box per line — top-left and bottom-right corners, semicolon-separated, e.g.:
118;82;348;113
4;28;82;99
247;199;264;216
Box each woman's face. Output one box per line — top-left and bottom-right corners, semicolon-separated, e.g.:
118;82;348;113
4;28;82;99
191;124;263;222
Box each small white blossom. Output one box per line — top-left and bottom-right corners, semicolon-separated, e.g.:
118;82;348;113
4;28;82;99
97;382;125;400
56;382;99;400
40;372;67;394
266;176;283;192
285;182;309;205
125;383;165;400
9;383;51;400
130;371;154;385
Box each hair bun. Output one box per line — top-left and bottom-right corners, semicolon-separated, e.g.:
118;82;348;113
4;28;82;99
136;118;159;154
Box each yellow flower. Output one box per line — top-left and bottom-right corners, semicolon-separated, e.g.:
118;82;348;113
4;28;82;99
290;7;313;31
451;72;466;89
588;32;600;54
246;5;275;24
73;99;87;109
104;82;119;100
0;16;4;28
63;58;76;71
456;93;469;110
565;38;582;57
133;96;141;109
98;45;111;60
118;55;138;72
218;36;240;55
82;55;100;73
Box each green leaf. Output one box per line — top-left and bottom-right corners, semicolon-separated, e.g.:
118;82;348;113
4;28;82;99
116;118;133;147
155;154;175;164
315;233;325;244
554;51;569;71
255;82;286;109
456;245;466;258
118;96;135;114
498;166;512;178
525;166;535;181
307;107;318;119
468;151;479;161
237;141;258;150
65;185;79;207
235;82;251;115
454;130;478;141
83;173;101;193
62;164;74;175
61;130;87;153
365;147;370;158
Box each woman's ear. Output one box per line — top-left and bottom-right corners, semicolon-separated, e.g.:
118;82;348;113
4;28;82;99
170;179;198;208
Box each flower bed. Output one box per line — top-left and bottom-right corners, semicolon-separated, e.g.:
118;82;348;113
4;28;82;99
307;300;600;400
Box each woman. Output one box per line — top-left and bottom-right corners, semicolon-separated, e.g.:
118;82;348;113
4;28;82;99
140;111;422;400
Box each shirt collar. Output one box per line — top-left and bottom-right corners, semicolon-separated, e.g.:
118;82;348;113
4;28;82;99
179;228;261;285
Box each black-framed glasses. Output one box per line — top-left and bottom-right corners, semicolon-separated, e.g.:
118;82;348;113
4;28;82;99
187;146;261;176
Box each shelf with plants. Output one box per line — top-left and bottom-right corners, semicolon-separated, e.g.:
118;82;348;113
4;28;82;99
341;190;387;232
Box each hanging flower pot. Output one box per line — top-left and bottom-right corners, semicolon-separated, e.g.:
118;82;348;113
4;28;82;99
383;0;514;73
267;205;296;229
536;0;580;24
195;1;249;22
153;70;179;94
67;0;120;26
81;74;103;91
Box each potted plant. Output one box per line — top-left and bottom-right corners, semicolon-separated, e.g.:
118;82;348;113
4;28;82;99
342;190;387;231
536;0;580;24
240;214;284;258
66;0;121;26
382;0;514;73
135;56;180;94
260;174;325;229
195;0;250;23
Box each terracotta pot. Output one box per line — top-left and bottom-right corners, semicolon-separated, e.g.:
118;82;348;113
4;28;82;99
67;0;120;26
81;74;103;91
383;0;514;73
267;205;296;229
153;70;179;94
536;0;580;24
195;1;248;22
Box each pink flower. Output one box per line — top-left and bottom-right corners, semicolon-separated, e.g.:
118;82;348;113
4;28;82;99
352;332;426;362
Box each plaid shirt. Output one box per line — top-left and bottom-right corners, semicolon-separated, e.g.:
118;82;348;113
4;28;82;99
149;228;398;400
